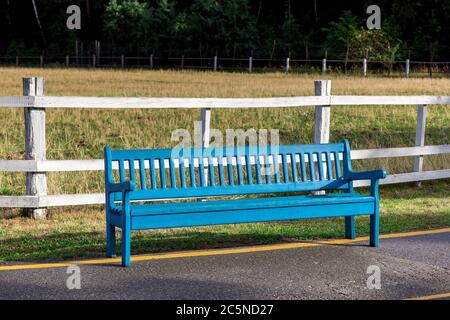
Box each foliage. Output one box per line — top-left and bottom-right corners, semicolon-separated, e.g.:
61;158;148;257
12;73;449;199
349;29;400;62
0;1;449;60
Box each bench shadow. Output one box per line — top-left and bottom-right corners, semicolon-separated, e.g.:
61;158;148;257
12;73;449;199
0;228;373;265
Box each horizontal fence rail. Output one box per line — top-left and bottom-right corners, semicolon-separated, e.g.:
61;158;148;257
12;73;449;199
1;145;450;173
0;78;449;214
1;170;450;208
2;95;450;109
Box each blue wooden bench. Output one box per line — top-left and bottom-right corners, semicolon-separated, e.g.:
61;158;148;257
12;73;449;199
104;140;386;267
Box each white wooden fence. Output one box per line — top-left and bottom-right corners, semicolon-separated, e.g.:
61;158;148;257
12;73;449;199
0;78;449;219
4;55;448;78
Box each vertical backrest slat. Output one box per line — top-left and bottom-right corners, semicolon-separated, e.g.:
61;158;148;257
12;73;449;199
245;155;253;185
169;158;177;189
273;153;280;183
159;158;167;189
189;157;196;187
198;157;206;187
264;154;271;184
218;156;225;186
139;159;147;189
149;158;157;189
334;152;341;178
281;153;289;183
129;159;136;184
119;160;126;183
325;152;333;180
208;156;215;186
290;153;298;183
179;158;187;188
236;155;244;185
299;153;307;182
308;153;315;181
226;155;234;186
317;152;324;181
255;154;262;184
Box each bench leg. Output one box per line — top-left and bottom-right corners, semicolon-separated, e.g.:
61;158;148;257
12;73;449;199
106;223;116;258
370;206;380;247
345;216;355;239
121;225;131;267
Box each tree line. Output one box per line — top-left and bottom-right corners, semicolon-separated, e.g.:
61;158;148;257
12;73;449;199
1;0;449;62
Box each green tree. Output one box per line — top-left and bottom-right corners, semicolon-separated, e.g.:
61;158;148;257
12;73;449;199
349;29;400;62
103;0;148;54
323;11;359;72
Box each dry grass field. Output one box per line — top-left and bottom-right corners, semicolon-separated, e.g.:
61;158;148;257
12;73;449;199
0;67;448;261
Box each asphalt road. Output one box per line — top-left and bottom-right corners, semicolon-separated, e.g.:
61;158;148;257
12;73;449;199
0;230;449;300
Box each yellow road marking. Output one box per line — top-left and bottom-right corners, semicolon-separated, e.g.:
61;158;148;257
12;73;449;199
404;292;450;300
0;227;449;271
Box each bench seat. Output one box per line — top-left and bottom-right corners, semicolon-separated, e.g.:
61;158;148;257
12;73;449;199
109;193;375;230
113;193;374;217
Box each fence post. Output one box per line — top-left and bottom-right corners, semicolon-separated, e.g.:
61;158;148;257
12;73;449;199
248;56;253;73
213;56;218;71
414;104;427;187
200;108;211;186
96;40;101;63
313;80;331;195
23;77;47;219
405;59;410;78
16;56;19;67
121;54;125;68
286;57;290;72
313;80;331;144
150;54;154;69
363;58;367;77
92;54;96;68
40;55;44;68
322;58;327;74
201;108;211;148
181;55;185;69
65;55;69;67
75;39;79;65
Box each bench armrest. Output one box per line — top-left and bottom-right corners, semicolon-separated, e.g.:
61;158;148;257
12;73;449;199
345;169;387;181
106;181;136;194
106;181;135;216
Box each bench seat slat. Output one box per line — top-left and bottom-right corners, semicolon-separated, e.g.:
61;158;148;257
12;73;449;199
130;200;374;230
113;193;374;217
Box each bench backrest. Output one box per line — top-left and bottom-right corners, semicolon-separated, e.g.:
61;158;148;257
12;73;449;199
104;140;354;202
